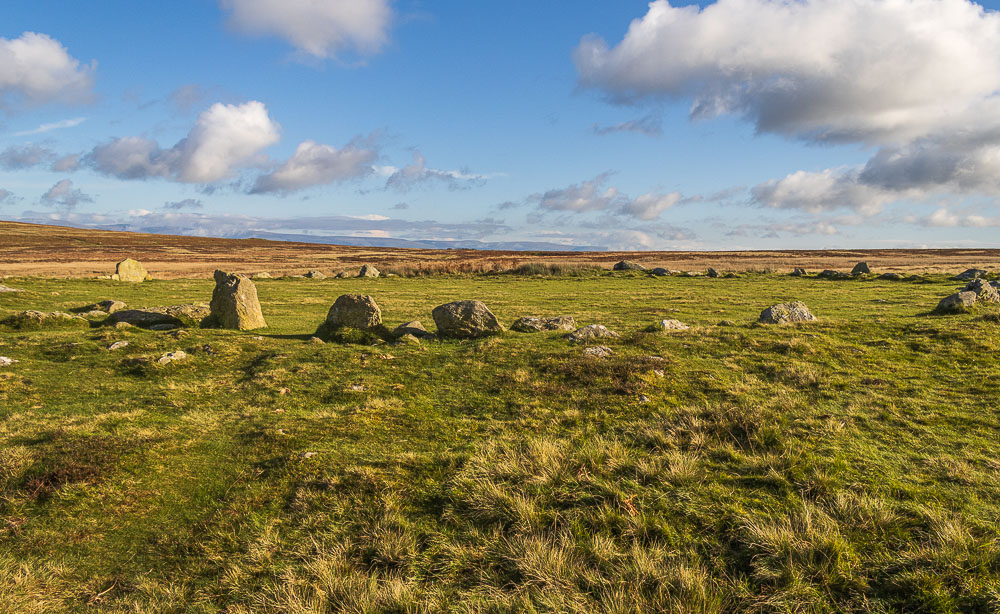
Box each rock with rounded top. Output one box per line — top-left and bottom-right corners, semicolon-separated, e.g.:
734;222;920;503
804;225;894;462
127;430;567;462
110;304;210;329
335;271;351;279
964;278;999;303
202;271;267;330
649;268;670;276
392;320;433;338
565;324;620;343
936;291;977;314
659;319;689;331
511;315;576;333
851;262;871;275
818;269;850;280
305;270;326;279
432;300;504;338
358;264;380;278
394;333;422;345
583;345;613;358
758;302;817;324
953;268;988;281
790;267;807;277
107;341;129;351
326;294;382;330
612;260;645;271
156;350;187;365
113;258;151;282
86;299;127;313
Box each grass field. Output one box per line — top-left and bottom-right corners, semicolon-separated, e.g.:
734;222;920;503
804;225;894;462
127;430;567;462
1;270;999;612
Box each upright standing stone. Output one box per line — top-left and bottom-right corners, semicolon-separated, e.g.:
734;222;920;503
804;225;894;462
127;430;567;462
358;264;380;278
204;270;267;330
113;258;151;282
851;262;871;275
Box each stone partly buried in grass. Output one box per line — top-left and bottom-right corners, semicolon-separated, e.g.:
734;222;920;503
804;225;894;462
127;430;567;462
935;291;978;314
1;310;91;330
109;304;210;329
315;294;388;342
111;258;151;282
583;345;613;358
659;319;689;331
612;260;645;271
511;315;576;332
392;320;435;339
565;324;620;343
202;271;267;330
758;302;817;324
432;300;504;339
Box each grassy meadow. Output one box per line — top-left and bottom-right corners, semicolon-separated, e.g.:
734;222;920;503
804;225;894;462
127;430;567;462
0;270;998;612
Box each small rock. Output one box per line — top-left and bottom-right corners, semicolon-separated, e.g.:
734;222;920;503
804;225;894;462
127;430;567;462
953;268;988;281
758;302;817;324
612;260;646;271
851;262;871;275
638;395;650;403
652;369;665;378
707;267;719;278
817;269;850;280
511;315;576;332
335;271;351;279
358;264;380;278
86;299;127;313
565;324;620;343
350;384;365;392
156;350;187;365
308;336;325;344
250;272;271;279
935;291;977;314
790;267;807;277
649;268;670;276
299;452;317;459
659;319;689;331
106;341;129;351
392;320;434;339
0;285;23;292
583;345;613;358
717;320;736;327
0;356;18;367
394;333;422;345
305;270;326;279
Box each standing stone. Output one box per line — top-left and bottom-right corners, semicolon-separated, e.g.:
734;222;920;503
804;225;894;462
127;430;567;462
851;262;871;275
758;302;817;324
707;267;719;278
613;260;646;271
113;258;151;282
790;267;807;277
358;264;380;278
325;294;382;329
936;292;977;314
432;300;504;338
204;270;267;330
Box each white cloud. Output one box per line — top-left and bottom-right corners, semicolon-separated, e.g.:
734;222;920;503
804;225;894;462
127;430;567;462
220;0;392;59
0;32;95;111
533;172;625;213
384;151;489;192
0;188;16;204
51;153;80;172
86;101;280;184
577;0;1000;213
619;191;682;220
163;198;204;210
41;179;92;209
12;117;85;136
0;143;54;170
251;138;376;194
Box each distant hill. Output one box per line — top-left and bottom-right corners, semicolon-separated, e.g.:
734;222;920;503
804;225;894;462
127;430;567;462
241;231;605;252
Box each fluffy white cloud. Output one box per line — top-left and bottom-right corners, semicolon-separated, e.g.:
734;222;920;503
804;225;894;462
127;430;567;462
384;151;488;192
41;179;92;209
577;0;1000;213
220;0;392;58
86;101;280;184
252;139;377;194
0;32;94;111
619;191;682;220
533;173;624;213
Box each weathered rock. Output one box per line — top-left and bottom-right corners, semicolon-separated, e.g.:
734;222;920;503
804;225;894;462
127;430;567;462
613;260;645;271
936;291;977;314
335;271;351;279
250;272;272;279
511;315;576;333
818;269;851;280
1;310;89;330
305;270;326;279
878;273;904;281
953;268;988;281
109;304;210;329
565;324;620;343
707;267;719;278
358;264;380;278
964;278;1000;303
203;271;267;330
758;302;817;324
0;284;22;292
851;262;871;275
0;356;18;367
107;341;129;351
86;299;127;313
790;267;807;277
649;267;671;276
659;319;689;331
308;336;325;344
583;346;613;358
392;320;434;338
112;258;151;282
325;294;382;329
156;350;187;365
432;300;504;338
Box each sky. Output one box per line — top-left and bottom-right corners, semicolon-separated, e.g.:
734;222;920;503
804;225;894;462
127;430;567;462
2;0;1000;251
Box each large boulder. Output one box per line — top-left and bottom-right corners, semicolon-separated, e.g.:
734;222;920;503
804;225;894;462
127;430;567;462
325;294;382;330
565;324;620;343
613;260;645;271
964;278;1000;303
432;300;504;338
953;268;988;281
758;302;817;324
511;315;576;333
851;262;871;275
936;292;977;314
203;271;267;330
112;258;151;282
358;264;380;278
109;304;210;329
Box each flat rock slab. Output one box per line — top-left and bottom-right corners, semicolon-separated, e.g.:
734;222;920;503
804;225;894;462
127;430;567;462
583;346;613;358
511;315;576;333
953;269;988;281
612;260;646;271
565;324;620;343
2;310;89;330
110;304;210;329
157;351;187;365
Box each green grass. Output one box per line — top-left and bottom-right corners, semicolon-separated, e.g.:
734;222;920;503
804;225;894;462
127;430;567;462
1;272;999;612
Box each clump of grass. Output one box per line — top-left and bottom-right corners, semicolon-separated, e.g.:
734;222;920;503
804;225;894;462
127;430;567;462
507;262;602;277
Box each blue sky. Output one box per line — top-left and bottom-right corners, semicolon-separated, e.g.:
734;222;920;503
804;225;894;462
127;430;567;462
2;0;1000;250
